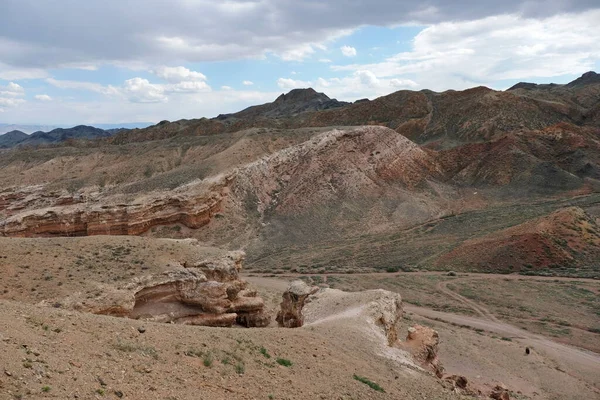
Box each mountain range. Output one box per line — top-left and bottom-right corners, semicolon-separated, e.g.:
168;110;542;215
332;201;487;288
0;71;599;278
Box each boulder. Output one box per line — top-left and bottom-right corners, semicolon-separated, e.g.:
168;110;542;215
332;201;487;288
490;385;511;400
403;324;444;377
276;280;319;328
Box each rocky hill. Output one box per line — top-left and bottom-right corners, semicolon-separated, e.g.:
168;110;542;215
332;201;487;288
0;125;116;148
106;71;600;149
0;73;599;278
0;130;29;147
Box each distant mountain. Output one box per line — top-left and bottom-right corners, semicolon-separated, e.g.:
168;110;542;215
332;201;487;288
0;130;29;148
0;124;61;135
92;122;153;130
110;71;600;148
217;88;350;121
0;125;118;148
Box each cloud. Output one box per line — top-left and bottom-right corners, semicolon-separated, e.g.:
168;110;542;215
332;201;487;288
0;82;26;110
34;94;52;101
276;71;418;99
242;80;254;86
0;82;24;96
318;58;332;63
221;85;233;90
47;74;211;103
152;66;207;82
46;78;121;95
122;78;167;103
332;11;600;91
0;97;25;107
341;45;357;57
277;78;312;90
2;1;595;71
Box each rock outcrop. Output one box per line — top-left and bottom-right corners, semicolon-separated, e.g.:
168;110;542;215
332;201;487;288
63;251;270;327
302;288;404;347
276;280;318;328
0;183;226;237
490;385;511;400
402;324;444;377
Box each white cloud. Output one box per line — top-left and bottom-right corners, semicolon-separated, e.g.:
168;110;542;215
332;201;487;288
122;77;167;103
0;82;26;110
165;80;210;93
34;94;52;101
277;78;312;90
0;82;24;96
152;66;207;82
356;70;378;86
318;58;333;63
242;80;254;86
390;78;418;88
0;97;25;107
341;45;357;57
46;78;121;95
280;43;316;61
47;74;211;104
221;85;233;90
332;11;600;91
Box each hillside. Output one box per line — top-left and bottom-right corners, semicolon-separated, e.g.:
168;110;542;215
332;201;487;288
0;125;118;148
0;73;599;278
105;71;600;149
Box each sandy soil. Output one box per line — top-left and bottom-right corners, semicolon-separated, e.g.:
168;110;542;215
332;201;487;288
247;275;600;400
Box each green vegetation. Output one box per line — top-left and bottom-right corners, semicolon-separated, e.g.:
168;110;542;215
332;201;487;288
276;358;292;367
235;362;245;374
259;346;271;359
41;386;51;393
353;374;385;392
113;341;159;359
203;352;213;367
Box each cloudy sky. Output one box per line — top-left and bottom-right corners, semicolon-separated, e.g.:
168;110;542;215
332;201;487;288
1;0;599;126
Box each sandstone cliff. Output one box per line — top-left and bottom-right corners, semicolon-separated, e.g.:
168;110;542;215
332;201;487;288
61;250;270;327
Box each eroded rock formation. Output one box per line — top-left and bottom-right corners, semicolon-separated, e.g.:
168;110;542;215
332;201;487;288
402;324;444;377
0;183;227;237
63;250;270;327
276;280;319;328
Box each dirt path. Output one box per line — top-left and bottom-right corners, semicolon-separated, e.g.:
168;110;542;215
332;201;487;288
247;274;600;397
435;278;500;322
405;304;600;392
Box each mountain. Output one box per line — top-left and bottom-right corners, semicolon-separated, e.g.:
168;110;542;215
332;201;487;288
0;130;29;148
108;71;600;149
0;125;117;148
217;88;350;120
0;72;599;279
0;123;61;135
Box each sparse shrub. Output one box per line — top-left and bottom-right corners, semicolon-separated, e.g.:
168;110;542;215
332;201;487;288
501;337;512;341
276;358;292;367
447;271;457;276
259;346;271;359
41;386;51;392
203;352;213;367
235;362;245;374
353;374;385;392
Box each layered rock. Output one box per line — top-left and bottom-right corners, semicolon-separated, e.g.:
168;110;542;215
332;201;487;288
0;185;225;237
276;280;319;328
63;251;270;327
402;324;444;377
302;288;404;347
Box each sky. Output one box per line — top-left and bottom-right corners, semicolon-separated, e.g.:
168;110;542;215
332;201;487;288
0;0;599;126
